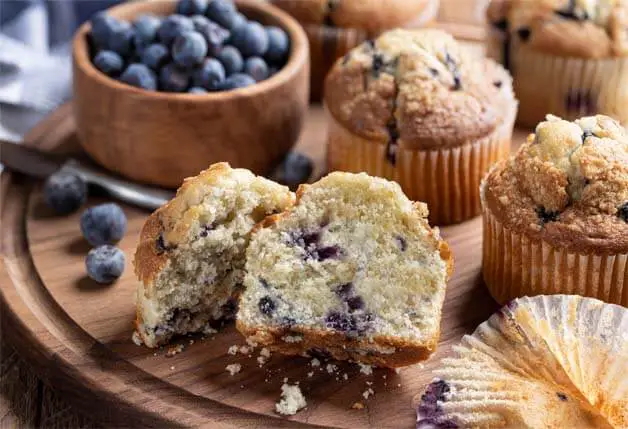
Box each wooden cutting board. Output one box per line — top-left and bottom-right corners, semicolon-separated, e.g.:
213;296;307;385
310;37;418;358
0;102;530;428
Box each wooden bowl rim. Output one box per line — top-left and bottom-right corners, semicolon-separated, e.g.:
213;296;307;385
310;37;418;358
72;0;309;102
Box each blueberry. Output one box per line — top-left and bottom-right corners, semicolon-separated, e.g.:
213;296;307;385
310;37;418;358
269;151;313;189
395;235;407;252
205;0;238;30
90;13;122;49
108;21;135;58
244;56;268;82
219;73;255;90
231;21;268;57
265;26;289;64
346;296;365;312
172;31;208;68
120;63;157;90
535;206;560;225
258;296;276;316
141;43;170;70
133;14;161;50
230;12;247;32
314;245;341;261
556;392;568;401
80;203;128;246
188;86;207;93
158;14;194;46
93;50;124;77
325;312;354;332
618;203;628;222
43;172;87;215
191;15;230;56
335;283;354;299
176;0;208;16
217;45;243;75
86;245;125;284
159;63;191;92
517;27;531;41
193;57;225;90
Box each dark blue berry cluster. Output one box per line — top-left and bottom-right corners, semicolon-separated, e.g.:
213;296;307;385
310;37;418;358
89;0;290;93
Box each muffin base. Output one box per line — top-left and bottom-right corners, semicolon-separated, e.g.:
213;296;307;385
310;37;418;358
487;33;628;128
326;106;516;225
482;204;628;307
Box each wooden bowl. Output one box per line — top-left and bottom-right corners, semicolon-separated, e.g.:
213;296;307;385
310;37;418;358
72;0;310;188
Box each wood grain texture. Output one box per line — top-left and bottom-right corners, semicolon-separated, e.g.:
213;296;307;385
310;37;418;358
1;102;531;428
73;0;310;189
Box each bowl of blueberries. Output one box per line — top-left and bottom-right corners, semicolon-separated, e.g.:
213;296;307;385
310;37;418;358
72;0;309;188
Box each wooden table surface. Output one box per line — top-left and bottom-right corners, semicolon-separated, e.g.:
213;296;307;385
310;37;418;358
0;1;487;427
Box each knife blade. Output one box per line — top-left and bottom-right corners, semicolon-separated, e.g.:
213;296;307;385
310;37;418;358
1;139;174;211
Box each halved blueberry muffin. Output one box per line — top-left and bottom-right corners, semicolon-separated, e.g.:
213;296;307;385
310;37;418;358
236;171;453;368
134;162;294;347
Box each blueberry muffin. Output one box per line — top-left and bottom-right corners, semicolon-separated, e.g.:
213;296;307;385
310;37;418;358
236;171;453;368
325;29;517;225
482;114;628;307
270;0;440;100
134;163;294;347
415;295;628;428
487;0;628;127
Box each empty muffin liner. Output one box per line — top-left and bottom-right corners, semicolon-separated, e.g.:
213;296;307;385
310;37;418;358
487;32;628;128
482;201;628;307
325;104;516;226
414;295;628;428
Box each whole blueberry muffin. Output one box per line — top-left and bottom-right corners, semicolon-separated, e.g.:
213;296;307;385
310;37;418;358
236;171;453;368
270;0;440;100
134;163;294;347
416;295;628;428
486;0;628;127
482;114;628;307
325;29;517;225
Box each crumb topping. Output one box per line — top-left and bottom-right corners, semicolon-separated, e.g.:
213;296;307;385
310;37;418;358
483;114;628;252
275;382;307;415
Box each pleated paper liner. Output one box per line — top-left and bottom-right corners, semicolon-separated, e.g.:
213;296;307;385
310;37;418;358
482;203;628;307
486;31;628;128
415;295;628;428
326;105;516;226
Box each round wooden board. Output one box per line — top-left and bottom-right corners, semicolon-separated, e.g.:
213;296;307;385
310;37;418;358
0;103;530;428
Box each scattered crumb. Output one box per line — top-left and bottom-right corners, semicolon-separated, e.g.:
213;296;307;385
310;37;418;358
226;364;242;376
359;364;373;376
282;335;303;343
131;331;143;346
202;325;217;335
362;388;375;400
166;344;185;357
382;374;387;379
275;383;307;416
310;358;321;367
352;402;365;410
260;348;271;358
189;339;195;345
395;368;401;374
239;346;252;355
153;352;158;357
283;377;288;383
307;371;314;378
170;366;175;371
326;363;337;374
246;338;258;348
397;384;401;388
240;385;245;389
343;373;348;381
257;356;268;367
228;345;239;355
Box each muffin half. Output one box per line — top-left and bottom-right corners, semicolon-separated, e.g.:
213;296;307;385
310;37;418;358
325;29;517;225
482;114;628;307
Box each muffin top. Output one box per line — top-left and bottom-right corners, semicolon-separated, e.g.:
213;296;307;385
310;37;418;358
325;29;516;150
271;0;433;34
487;0;628;58
483;114;628;253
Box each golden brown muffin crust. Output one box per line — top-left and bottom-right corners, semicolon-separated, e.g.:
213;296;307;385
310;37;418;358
483;114;628;254
325;29;516;150
487;0;628;58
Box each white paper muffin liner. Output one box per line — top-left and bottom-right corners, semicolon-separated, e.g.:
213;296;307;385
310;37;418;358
415;295;628;428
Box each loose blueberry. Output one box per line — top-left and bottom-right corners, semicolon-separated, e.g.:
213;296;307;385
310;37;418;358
218;72;255;90
231;21;268;57
258;296;276;316
535;206;560;225
191;15;230;56
618;203;628;222
346;296;365;312
86;245;125;284
188;86;208;93
141;43;170;70
206;0;238;30
133;14;161;50
269;151;313;190
172;31;208;68
120;63;157;90
90;13;122;49
93;50;124;77
265;26;289;65
419;379;450;414
108;21;135;58
230;12;247;32
217;45;244;75
193;57;226;90
244;56;268;82
159;63;191;92
158;14;194;46
43;172;87;215
80;203;128;246
176;0;208;16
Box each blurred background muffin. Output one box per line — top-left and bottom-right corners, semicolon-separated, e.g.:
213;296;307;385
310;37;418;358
270;0;440;101
486;0;628;128
325;29;517;225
